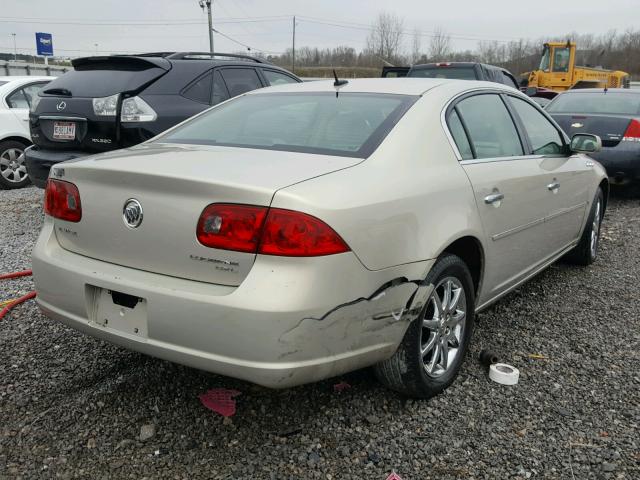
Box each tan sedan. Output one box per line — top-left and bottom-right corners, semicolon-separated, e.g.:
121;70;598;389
32;78;607;398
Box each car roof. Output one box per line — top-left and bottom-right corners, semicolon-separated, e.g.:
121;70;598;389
246;77;515;96
0;76;55;82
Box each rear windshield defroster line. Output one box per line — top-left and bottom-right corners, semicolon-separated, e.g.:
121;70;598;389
154;92;419;158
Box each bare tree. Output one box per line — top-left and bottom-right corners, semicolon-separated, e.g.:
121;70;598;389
411;29;422;64
364;12;405;64
428;27;451;62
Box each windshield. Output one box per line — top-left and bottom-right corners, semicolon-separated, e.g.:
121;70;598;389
539;46;550;71
547;92;640;115
408;67;477;80
157;92;417;158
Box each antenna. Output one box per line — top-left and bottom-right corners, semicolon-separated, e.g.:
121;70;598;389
333;69;348;87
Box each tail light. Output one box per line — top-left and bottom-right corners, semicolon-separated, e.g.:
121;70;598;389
44;179;82;222
622;119;640;142
121;96;157;122
196;204;350;257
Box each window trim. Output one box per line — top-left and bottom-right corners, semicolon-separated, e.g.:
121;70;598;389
443;89;528;163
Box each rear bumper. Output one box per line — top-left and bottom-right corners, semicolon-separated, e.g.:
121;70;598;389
32;219;433;388
590;144;640;184
24;146;90;188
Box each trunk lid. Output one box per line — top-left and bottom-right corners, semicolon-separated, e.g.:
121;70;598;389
31;56;170;152
550;113;634;147
54;143;361;286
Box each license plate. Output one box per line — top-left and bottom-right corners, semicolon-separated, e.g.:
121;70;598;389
53;122;76;140
89;287;148;338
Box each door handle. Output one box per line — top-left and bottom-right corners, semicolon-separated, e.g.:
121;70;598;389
484;192;504;205
547;182;560;192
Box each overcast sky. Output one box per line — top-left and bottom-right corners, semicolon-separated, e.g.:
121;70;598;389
1;0;639;58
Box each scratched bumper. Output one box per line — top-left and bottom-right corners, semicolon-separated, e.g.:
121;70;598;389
32;219;433;388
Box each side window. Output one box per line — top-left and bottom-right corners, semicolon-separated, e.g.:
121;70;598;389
262;69;298;86
456;94;523;159
182;71;213;104
509;96;564;155
447;109;473;160
211;70;229;105
220;68;262;98
6;88;30;109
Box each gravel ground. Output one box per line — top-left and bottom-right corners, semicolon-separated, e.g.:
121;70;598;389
1;186;639;480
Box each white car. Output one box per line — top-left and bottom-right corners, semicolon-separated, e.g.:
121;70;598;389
0;76;54;189
33;78;607;398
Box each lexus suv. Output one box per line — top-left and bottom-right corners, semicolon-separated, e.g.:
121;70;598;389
25;52;301;187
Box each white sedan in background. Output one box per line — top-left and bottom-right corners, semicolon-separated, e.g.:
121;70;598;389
33;78;607;398
0;76;54;189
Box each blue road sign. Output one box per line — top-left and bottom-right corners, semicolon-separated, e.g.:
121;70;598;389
35;32;53;56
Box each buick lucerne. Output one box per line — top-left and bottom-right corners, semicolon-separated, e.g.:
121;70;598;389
32;78;608;398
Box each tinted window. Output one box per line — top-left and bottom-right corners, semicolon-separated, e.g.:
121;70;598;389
509;97;564;155
157;92;416;158
211;70;229;105
220;68;262;98
408;67;477;80
182;71;213;104
456;94;523;159
546;92;640;115
448;110;473;160
262;70;298;86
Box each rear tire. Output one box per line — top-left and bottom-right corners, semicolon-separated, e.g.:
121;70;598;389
564;187;604;266
375;254;475;399
0;140;31;190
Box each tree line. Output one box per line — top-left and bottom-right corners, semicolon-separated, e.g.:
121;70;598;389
265;12;640;79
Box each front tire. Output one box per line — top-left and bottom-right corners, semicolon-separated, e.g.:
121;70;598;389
0;140;31;190
375;254;475;399
564;187;604;266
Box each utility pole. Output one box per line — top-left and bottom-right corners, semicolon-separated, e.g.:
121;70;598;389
11;33;16;61
292;16;296;74
199;0;214;54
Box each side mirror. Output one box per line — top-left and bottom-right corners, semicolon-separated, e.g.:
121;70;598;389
570;133;602;154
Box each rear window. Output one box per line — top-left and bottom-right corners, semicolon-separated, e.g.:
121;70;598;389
157;92;416;158
41;60;166;98
408;67;477;80
547;92;640;115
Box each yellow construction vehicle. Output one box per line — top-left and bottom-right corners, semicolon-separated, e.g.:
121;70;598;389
525;41;630;92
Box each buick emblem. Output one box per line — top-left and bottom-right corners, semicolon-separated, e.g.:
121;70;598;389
56;101;67;111
123;199;143;229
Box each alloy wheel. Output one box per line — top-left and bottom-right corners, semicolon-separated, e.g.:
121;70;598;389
420;276;467;378
0;148;27;184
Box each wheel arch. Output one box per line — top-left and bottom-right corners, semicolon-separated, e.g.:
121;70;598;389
0;135;32;147
440;235;485;298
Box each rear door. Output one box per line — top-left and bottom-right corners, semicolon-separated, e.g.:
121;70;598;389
506;94;589;252
447;92;552;299
31;56;170;152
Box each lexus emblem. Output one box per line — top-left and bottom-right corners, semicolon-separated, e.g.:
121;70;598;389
123;199;143;229
571;122;583;128
56;101;67;111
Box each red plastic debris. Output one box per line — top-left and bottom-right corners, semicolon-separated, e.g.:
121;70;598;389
333;381;351;393
385;473;403;480
198;388;241;417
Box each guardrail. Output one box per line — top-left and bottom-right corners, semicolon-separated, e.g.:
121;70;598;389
0;60;70;77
